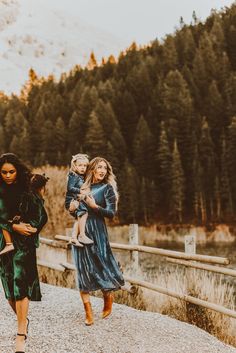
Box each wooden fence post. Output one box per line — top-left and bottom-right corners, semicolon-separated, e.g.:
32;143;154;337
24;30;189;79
66;227;73;263
129;224;139;274
185;235;196;254
185;234;196;297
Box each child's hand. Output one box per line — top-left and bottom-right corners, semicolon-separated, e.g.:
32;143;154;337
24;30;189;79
77;194;86;201
69;200;80;212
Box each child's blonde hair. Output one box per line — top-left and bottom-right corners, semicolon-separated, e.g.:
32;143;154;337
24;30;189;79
70;153;89;173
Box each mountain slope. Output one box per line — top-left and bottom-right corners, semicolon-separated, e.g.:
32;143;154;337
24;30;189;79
0;0;127;94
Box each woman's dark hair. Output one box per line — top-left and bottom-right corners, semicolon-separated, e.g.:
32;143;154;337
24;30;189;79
0;153;31;191
30;174;49;191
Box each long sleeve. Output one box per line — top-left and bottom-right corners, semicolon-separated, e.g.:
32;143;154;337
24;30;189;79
29;199;48;233
0;195;12;233
67;173;82;194
20;193;48;233
95;185;117;219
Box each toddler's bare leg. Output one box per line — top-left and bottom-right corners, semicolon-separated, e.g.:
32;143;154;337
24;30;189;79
71;220;79;239
78;213;93;245
0;229;14;255
70;218;84;247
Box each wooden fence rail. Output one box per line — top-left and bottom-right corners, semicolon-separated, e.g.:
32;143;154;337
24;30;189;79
124;276;236;319
39;224;236;320
166;257;236;277
54;234;229;265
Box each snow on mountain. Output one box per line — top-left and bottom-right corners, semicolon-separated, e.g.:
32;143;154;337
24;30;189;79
0;0;128;95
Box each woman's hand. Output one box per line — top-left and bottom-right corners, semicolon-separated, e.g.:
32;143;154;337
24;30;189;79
12;223;37;236
85;195;98;209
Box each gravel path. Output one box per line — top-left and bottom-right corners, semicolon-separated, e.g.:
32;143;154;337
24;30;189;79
0;283;235;353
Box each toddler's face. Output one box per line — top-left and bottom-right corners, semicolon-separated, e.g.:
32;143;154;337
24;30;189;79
75;161;88;175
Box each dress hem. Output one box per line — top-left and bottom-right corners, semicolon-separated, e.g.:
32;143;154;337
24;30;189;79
78;284;124;293
4;294;42;302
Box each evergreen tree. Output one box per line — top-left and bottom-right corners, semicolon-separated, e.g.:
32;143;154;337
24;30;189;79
97;80;115;102
0;126;6;154
55;117;66;165
20;68;40;100
9;135;19;155
113;90;138;145
210;17;226;55
224;73;236;121
205;80;224;149
132;116;154;178
161;35;178;73
30;103;47;163
68;111;82;154
94;99;119;137
170;140;185;222
226;24;236;69
181;64;201;108
176;27;196;67
110;128;127;166
156;123;172;219
106;141;118;171
77;86;99;144
84;111;106;158
41;120;56;164
220;135;233;219
139;177;148;224
192;50;208;98
126;64;152;116
87;52;97;70
227;116;236;213
218;51;231;90
198;32;218;80
118;160;139;223
162;70;194;209
192;145;206;222
198;118;216;220
18;122;31;161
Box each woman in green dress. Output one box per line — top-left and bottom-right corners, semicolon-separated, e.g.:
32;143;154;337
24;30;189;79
0;153;48;353
72;157;124;326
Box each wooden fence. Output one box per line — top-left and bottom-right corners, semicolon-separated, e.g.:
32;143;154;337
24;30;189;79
38;224;236;319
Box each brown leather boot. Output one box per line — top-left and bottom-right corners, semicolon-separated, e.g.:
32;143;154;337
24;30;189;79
83;302;94;326
102;292;113;319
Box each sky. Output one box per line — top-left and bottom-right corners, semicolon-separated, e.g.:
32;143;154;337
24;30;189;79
59;0;235;45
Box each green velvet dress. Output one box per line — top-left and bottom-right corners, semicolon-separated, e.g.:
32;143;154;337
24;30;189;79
0;184;47;301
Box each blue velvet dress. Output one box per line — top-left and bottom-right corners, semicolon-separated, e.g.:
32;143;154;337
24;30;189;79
65;171;84;210
72;183;124;292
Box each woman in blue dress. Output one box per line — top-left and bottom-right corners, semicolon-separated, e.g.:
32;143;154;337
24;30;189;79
72;157;124;326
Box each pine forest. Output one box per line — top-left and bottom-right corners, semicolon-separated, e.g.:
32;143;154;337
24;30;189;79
0;5;236;225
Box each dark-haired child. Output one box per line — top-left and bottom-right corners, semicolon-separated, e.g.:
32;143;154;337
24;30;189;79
0;173;49;255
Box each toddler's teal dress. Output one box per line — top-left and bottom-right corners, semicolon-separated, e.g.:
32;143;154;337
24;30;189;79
0;184;47;301
73;183;124;292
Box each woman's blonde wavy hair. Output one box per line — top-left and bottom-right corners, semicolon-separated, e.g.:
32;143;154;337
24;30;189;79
80;157;118;201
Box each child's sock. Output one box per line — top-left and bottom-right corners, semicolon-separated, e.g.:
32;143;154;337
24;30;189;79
78;234;93;245
0;243;14;256
70;238;84;247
